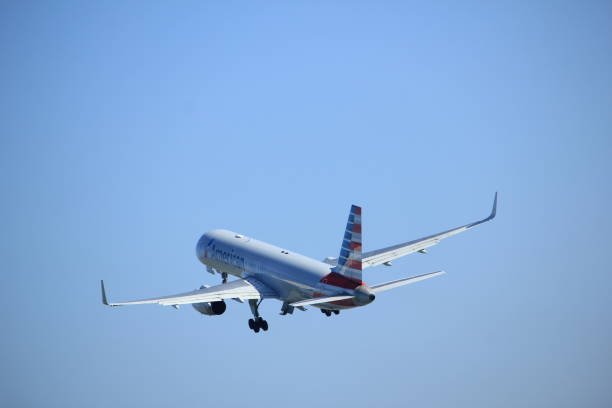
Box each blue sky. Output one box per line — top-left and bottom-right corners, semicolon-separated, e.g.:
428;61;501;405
1;1;611;407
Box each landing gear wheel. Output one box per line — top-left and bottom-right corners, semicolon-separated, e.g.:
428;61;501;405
333;310;339;315
248;299;268;333
324;310;332;317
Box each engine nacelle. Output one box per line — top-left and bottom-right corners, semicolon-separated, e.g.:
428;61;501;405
192;300;227;316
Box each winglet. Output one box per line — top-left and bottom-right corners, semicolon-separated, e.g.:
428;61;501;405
465;192;498;228
101;280;110;306
489;192;498;221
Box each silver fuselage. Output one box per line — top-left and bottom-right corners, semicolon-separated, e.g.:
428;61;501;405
196;229;367;310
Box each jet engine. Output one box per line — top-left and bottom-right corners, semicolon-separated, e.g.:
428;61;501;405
192;300;227;316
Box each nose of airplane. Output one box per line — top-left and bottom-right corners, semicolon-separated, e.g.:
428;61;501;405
195;233;209;263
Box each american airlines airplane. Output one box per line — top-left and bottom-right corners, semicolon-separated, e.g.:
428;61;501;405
101;193;497;333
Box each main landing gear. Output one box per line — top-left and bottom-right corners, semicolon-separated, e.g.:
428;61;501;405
248;317;268;333
321;309;340;317
248;299;269;333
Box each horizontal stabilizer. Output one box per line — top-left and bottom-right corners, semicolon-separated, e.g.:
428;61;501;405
370;270;445;293
290;295;354;307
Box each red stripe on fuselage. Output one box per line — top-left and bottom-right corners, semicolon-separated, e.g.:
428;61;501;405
320;272;362;289
330;298;356;307
313;292;356;308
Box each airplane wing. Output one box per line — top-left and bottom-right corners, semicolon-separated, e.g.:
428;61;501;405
360;192;497;269
101;277;277;307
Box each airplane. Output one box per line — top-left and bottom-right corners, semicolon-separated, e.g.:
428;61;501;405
101;193;497;333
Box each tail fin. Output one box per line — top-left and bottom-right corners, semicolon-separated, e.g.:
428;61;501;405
333;205;363;281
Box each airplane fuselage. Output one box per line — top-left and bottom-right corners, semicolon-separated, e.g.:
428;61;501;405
196;229;370;310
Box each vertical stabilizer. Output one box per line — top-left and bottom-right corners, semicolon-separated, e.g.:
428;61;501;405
321;205;363;289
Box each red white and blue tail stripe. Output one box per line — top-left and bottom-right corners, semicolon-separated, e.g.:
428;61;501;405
319;205;363;289
333;205;363;281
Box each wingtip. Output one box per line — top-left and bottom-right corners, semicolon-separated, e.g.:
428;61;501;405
490;192;498;219
101;280;109;306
